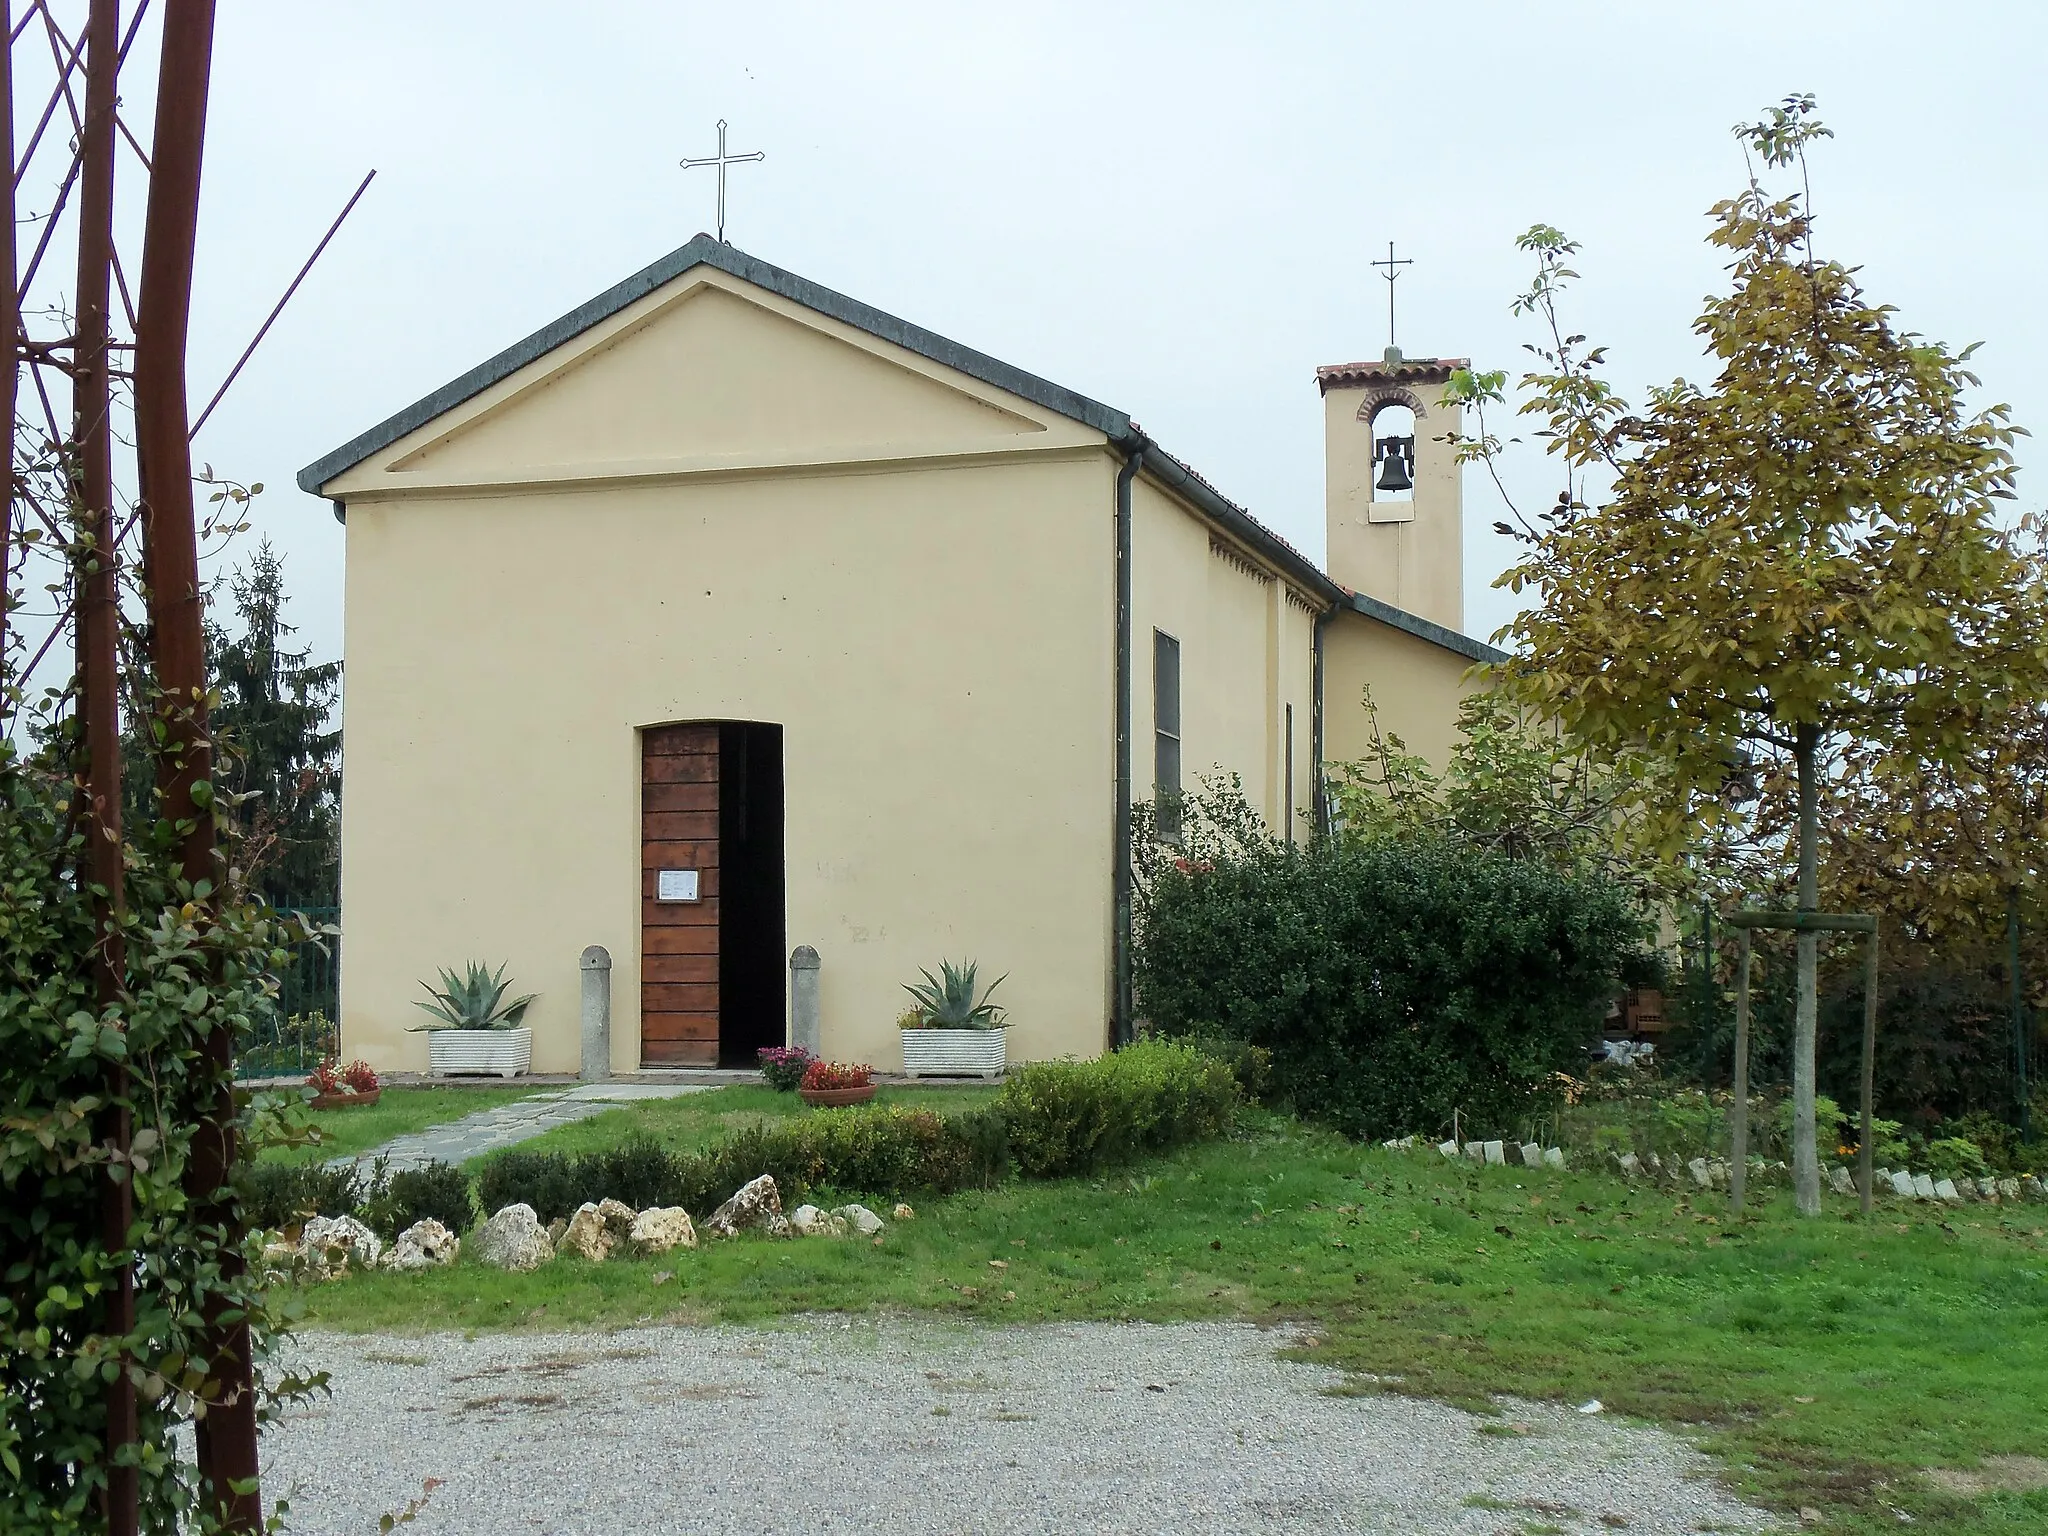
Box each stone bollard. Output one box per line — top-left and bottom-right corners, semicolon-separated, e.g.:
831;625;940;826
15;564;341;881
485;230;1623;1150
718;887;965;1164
579;946;611;1081
789;945;822;1055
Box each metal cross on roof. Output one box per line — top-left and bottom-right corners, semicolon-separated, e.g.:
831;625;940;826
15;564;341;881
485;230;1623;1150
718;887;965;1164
1370;241;1413;353
679;120;765;244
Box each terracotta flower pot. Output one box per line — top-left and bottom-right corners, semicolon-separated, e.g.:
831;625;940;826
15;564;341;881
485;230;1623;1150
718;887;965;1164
308;1087;382;1111
799;1084;876;1107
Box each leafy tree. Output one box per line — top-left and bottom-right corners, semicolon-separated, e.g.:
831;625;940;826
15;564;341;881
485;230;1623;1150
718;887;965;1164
1453;96;2048;1213
156;539;341;901
1327;688;1675;893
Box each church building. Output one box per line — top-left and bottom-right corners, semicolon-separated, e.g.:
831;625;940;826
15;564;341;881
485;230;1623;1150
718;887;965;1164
299;236;1502;1074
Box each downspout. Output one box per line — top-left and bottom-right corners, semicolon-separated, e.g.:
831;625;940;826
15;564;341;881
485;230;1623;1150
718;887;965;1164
1312;600;1339;841
1112;444;1144;1050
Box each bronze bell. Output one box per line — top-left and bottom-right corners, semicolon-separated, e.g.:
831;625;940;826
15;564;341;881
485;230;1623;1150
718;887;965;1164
1374;435;1414;493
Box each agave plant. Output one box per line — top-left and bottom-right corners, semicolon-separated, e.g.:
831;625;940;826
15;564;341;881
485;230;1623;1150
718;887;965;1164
902;959;1007;1031
409;961;538;1031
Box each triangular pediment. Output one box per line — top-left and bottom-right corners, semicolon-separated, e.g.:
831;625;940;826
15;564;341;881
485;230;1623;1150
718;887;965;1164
367;276;1068;485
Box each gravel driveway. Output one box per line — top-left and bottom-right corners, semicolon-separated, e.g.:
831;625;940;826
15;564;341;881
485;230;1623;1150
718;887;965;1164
264;1320;1773;1535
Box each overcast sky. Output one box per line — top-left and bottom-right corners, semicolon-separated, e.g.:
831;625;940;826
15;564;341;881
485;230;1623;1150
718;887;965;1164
157;0;2048;668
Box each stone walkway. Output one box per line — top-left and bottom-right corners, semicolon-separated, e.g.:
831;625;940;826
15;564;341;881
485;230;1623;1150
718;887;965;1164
265;1321;1776;1535
332;1083;710;1171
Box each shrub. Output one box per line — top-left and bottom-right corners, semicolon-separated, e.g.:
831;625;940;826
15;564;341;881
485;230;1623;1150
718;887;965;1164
801;1060;873;1091
757;1045;815;1092
1000;1040;1240;1179
241;1159;363;1232
1938;1111;2048;1176
1923;1136;1992;1183
341;1059;379;1093
1176;1033;1275;1104
361;1160;477;1238
475;1146;588;1223
1135;830;1640;1141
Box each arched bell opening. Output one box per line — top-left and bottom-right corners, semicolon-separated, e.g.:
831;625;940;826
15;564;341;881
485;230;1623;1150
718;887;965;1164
1368;401;1416;503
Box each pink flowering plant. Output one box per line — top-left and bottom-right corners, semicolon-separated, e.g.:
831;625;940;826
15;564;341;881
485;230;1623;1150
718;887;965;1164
757;1045;816;1093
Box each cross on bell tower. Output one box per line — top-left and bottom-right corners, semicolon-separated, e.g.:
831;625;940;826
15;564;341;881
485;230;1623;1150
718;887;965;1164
679;120;765;244
1369;240;1412;361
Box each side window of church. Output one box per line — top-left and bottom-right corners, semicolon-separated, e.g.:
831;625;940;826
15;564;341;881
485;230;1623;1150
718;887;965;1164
1153;629;1182;843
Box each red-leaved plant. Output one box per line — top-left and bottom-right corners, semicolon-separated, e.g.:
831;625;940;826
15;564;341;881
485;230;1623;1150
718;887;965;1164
800;1059;873;1091
308;1058;379;1096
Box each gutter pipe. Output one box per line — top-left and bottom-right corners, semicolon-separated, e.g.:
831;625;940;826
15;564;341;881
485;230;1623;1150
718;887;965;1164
1312;600;1339;841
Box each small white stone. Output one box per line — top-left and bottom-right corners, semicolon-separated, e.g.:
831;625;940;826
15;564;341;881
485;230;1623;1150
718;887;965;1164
1463;1141;1485;1163
1933;1178;1961;1203
1687;1157;1713;1189
1911;1173;1937;1201
1617;1152;1641;1177
892;1203;916;1221
383;1219;460;1272
704;1175;787;1240
1827;1166;1856;1197
833;1203;885;1237
1541;1148;1566;1171
1888;1171;1915;1199
1519;1143;1543;1169
629;1206;697;1255
596;1198;637;1244
1975;1177;1998;1201
472;1204;553;1272
300;1214;382;1279
1437;1140;1460;1160
790;1204;848;1238
1997;1178;2022;1201
556;1202;615;1261
1482;1141;1506;1166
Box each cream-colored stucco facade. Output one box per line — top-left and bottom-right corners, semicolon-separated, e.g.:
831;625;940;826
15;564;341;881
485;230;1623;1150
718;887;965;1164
302;240;1501;1075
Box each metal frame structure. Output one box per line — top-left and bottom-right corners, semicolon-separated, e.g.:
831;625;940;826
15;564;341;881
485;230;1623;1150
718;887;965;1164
3;5;369;1527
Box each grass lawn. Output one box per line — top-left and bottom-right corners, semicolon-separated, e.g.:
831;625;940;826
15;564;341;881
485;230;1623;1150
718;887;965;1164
465;1083;1001;1165
262;1086;548;1165
293;1099;2048;1535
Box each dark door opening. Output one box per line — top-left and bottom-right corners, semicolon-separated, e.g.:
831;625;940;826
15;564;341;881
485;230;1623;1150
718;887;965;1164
639;721;784;1068
717;722;785;1066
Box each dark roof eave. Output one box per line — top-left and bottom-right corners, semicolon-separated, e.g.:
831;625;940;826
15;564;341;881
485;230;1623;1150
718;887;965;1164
1344;589;1509;664
297;235;1134;495
1118;432;1343;605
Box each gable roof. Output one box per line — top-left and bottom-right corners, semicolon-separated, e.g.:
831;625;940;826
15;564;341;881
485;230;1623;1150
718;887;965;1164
299;236;1504;664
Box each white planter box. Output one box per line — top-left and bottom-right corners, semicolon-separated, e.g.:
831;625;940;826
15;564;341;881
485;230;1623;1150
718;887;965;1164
901;1028;1007;1079
427;1027;533;1078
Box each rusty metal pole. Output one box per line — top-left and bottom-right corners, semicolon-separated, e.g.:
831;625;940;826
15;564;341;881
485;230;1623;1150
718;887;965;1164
0;0;16;655
70;4;136;1530
134;3;261;1528
1860;925;1878;1217
1729;928;1752;1215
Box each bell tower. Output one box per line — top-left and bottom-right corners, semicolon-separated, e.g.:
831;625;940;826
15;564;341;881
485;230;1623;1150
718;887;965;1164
1317;347;1466;630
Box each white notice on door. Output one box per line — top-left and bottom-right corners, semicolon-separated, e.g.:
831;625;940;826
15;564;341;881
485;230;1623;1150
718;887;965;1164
656;869;700;902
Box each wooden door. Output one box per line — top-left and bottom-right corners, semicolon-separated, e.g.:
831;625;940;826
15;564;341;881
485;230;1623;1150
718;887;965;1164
641;724;719;1065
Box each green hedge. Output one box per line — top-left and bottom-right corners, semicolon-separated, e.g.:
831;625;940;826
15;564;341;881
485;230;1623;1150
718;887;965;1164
1000;1041;1240;1178
425;1042;1241;1226
475;1106;1013;1224
1135;835;1641;1140
242;1157;477;1239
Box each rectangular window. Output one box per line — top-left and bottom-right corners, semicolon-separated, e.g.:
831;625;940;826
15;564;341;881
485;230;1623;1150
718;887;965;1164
1285;702;1295;844
1153;629;1182;843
